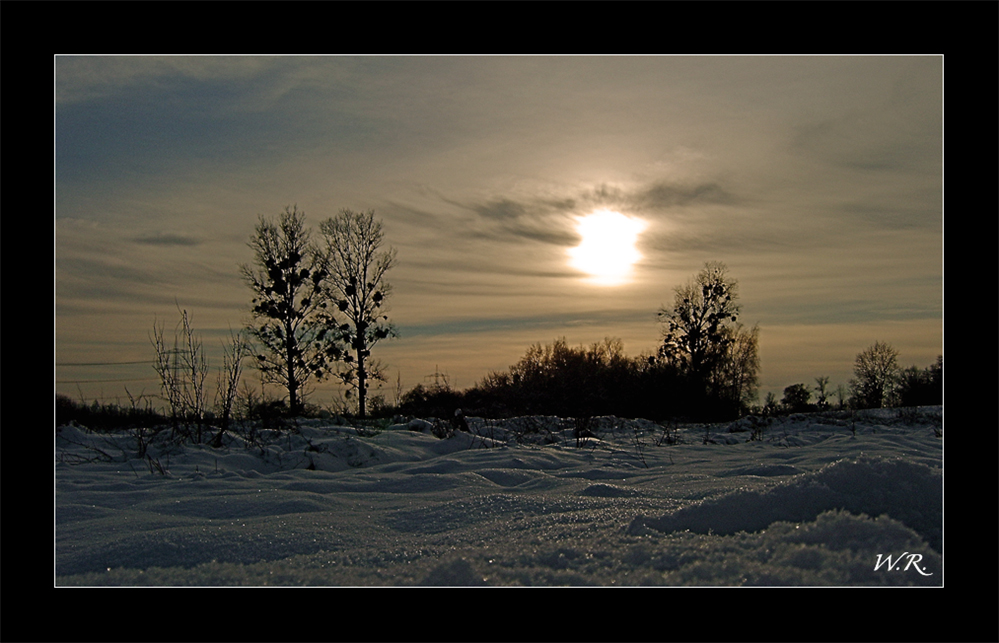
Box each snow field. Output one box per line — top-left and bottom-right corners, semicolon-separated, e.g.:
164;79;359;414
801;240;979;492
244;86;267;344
56;407;942;586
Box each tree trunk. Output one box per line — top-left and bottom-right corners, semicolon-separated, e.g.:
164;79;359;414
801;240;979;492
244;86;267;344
286;326;299;416
357;347;367;418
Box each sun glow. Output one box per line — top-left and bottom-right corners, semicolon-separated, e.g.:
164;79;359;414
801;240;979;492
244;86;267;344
568;210;646;285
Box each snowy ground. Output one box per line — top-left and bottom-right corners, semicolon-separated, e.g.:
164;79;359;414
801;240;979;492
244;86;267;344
55;407;943;586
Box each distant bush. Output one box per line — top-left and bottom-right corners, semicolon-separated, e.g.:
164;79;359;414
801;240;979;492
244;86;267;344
896;356;942;407
781;383;813;413
56;394;166;432
849;344;941;410
398;381;464;419
397;337;750;422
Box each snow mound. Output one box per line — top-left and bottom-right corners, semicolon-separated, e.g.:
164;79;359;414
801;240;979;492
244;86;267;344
646;509;941;586
629;455;942;552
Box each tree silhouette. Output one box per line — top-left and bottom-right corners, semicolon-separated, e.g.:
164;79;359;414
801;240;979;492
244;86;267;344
710;323;761;412
150;307;208;439
658;262;741;379
319;209;397;418
782;383;812;412
896;355;942;406
814;376;831;410
654;262;759;417
850;341;900;408
241;206;342;415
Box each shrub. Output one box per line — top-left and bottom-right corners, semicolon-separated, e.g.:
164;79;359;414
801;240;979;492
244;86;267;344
396;336;749;422
781;383;813;413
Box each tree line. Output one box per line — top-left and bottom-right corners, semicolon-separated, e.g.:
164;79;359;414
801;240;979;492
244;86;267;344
234;213;763;422
400;261;762;422
126;207;939;437
773;344;941;414
395;260;940;422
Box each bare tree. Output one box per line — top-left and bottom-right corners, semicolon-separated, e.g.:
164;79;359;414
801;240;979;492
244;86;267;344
814;376;831;410
150;307;209;440
319;209;397;418
241;206;343;415
212;327;252;446
151;319;183;431
850;341;900;408
710;323;761;411
179;308;209;441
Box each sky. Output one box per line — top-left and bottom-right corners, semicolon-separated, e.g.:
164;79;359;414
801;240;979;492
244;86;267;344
55;55;943;410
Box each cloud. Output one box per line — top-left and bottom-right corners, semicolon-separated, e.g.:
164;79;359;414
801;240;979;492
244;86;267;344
632;181;739;211
398;307;656;339
453;175;743;251
472;198;527;222
838;201;941;230
459;196;577;247
132;233;201;246
55;55;285;105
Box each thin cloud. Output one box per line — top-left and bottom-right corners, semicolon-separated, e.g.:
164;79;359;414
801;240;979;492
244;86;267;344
633;181;739;211
399;307;658;339
132;233;201;246
458;176;741;249
472;198;527;222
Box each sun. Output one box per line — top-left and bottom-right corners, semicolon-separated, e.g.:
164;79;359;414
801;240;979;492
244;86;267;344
568;210;646;285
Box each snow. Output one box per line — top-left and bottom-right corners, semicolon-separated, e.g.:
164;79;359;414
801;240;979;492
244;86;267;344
55;407;943;586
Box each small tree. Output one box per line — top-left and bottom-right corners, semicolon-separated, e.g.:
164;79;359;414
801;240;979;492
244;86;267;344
763;391;780;416
835;383;848;410
782;383;812;413
241;206;343;415
151;307;208;440
814;376;831;410
850;341;900;408
212;327;251;446
179;308;209;440
151;319;183;432
319;209;397;418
